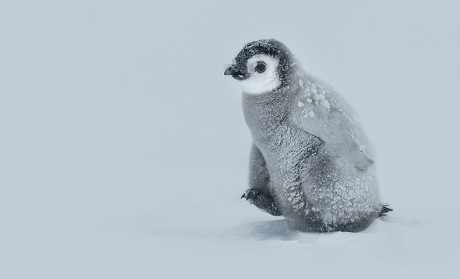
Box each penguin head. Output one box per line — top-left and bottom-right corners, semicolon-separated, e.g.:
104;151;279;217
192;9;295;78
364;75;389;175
224;39;296;95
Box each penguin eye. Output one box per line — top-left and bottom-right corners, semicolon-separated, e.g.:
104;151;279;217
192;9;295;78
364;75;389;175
254;61;267;73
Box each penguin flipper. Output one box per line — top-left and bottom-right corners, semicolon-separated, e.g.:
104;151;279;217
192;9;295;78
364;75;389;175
354;152;374;170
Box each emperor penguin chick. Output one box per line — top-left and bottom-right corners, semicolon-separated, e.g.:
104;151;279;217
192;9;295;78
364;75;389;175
224;39;391;232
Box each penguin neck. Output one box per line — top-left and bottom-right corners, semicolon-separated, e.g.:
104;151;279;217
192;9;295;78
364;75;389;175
242;86;293;134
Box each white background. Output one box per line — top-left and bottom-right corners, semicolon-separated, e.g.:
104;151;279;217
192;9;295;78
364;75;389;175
1;1;459;278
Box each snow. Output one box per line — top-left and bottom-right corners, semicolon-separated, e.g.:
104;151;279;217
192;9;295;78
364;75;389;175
312;92;325;101
321;99;331;109
1;0;460;278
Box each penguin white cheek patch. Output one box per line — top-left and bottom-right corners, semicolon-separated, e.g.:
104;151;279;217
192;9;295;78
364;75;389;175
239;55;281;94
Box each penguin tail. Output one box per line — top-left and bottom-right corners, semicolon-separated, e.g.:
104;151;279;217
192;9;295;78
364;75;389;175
378;204;393;217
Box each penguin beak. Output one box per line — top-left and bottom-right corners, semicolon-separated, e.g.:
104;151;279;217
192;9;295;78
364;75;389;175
224;65;248;80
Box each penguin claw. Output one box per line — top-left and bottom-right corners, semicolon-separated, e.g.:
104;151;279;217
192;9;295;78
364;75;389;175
241;188;282;216
379;204;393;217
241;189;258;200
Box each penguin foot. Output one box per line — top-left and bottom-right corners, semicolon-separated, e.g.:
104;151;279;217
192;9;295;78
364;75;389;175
241;189;282;216
378;204;393;217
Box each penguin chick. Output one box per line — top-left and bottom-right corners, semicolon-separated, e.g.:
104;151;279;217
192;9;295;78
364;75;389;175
225;39;391;232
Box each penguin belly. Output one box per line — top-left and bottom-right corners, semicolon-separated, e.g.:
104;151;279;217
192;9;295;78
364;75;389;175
254;124;380;232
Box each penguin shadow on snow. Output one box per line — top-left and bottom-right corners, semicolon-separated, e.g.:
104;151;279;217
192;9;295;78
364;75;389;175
240;215;419;241
245;219;303;241
244;219;351;241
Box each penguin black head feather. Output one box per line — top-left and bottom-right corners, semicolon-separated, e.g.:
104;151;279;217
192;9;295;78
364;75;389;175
224;39;298;93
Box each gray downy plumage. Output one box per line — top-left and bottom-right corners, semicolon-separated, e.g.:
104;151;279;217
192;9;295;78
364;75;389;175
225;39;391;232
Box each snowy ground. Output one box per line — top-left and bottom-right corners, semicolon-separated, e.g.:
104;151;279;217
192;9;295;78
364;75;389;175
1;1;460;278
